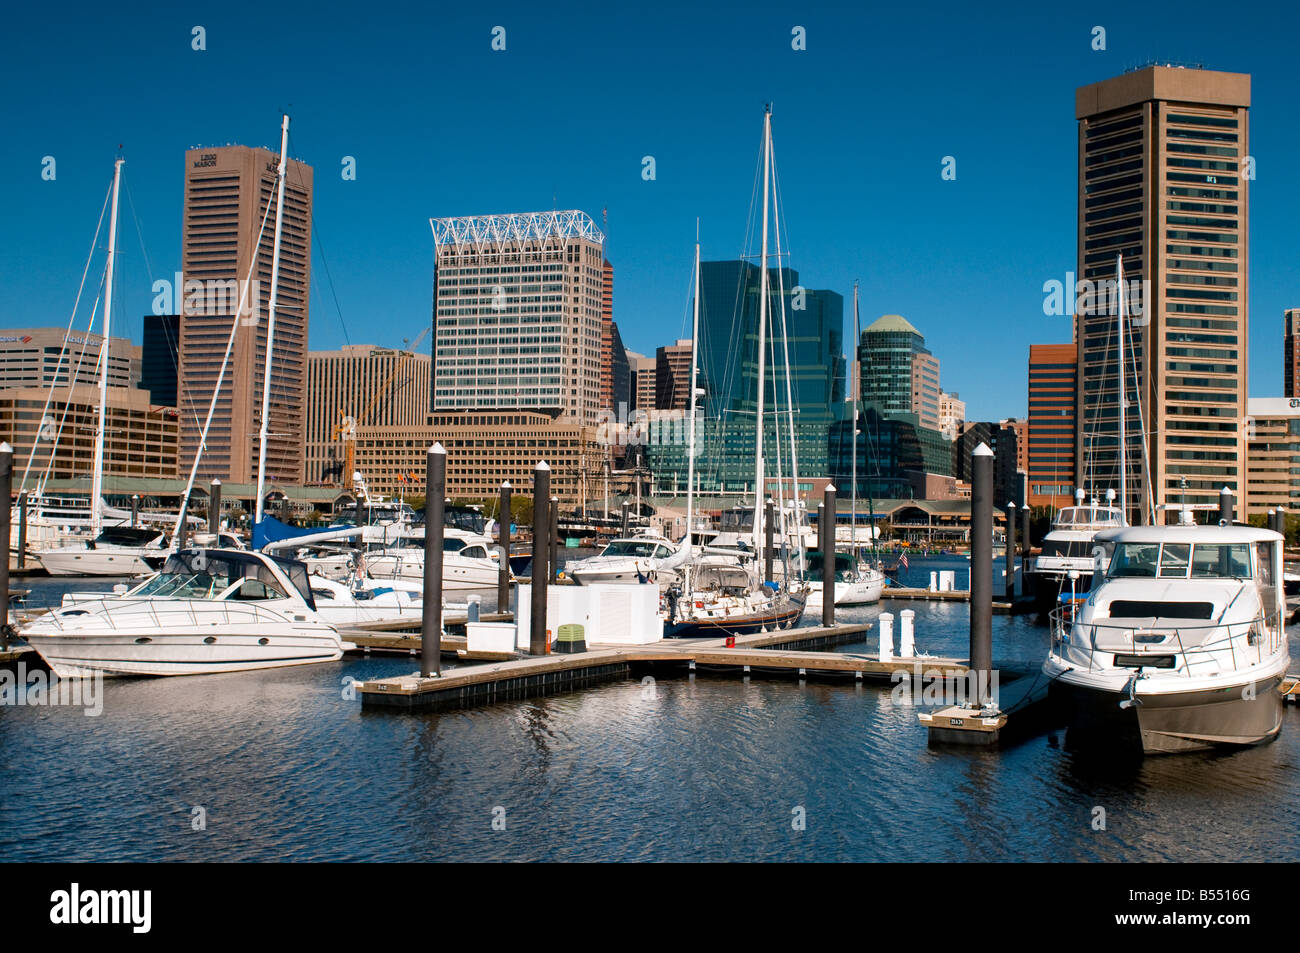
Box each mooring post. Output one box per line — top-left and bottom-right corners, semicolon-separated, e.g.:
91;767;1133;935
1218;486;1234;525
16;490;27;571
0;443;11;650
1005;500;1016;601
1278;507;1288;540
178;495;189;550
822;484;836;627
209;479;222;535
549;495;560;583
531;462;551;655
130;493;139;529
498;481;511;614
421;444;446;677
1021;503;1031;555
620;499;630;538
764;497;774;584
970;443;994;706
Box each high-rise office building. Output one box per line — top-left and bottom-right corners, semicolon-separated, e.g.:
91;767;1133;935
655;339;692;410
859;314;937;422
1075;65;1249;522
429;210;606;426
608;322;631;414
140;314;181;408
177;144;313;485
938;391;965;441
600;260;616;408
626;351;656;411
1244;397;1300;515
1285;309;1300;398
0;328;139;390
1027;343;1078;507
305;345;433;485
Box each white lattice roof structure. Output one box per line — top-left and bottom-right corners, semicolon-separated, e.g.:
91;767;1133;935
430;210;605;251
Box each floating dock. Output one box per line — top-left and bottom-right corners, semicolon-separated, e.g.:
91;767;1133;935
357;622;968;711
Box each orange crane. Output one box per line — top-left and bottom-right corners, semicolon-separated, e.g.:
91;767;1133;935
331;327;430;487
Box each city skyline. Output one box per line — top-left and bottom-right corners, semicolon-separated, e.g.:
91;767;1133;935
3;2;1299;423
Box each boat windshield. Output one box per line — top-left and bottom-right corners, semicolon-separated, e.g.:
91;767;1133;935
1108;541;1251;579
602;540;662;558
130;550;316;605
1054;507;1124;529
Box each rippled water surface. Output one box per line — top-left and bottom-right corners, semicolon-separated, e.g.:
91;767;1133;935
3;574;1298;862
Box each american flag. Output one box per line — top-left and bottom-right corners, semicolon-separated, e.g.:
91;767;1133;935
900;553;909;571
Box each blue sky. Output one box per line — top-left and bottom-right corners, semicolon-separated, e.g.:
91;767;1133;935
2;0;1298;421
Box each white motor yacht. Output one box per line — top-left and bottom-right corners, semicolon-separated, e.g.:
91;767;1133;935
36;526;176;577
1028;503;1125;613
365;528;504;590
566;534;682;587
803;551;885;607
1042;524;1290;754
21;547;350;678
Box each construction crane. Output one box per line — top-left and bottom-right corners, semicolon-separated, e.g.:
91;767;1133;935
331;327;431;487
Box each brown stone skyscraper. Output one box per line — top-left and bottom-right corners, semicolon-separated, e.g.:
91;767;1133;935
1075;65;1249;522
1284;309;1300;398
177;144;312;484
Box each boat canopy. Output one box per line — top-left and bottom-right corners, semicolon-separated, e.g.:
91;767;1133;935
143;548;317;610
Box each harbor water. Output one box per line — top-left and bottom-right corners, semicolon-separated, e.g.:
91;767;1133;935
2;573;1299;862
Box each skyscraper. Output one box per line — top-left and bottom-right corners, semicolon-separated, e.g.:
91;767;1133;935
177;144;313;485
655;339;692;410
140;313;180;408
859;314;937;422
1075;65;1249;522
429;210;606;426
1027;343;1078;508
1285;308;1300;398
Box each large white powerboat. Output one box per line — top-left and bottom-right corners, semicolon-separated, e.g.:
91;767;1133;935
21;548;350;678
566;534;683;587
1029;501;1125;613
37;526;175;577
365;528;504;590
1042;524;1290;754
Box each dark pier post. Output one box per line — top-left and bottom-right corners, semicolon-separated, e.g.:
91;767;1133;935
178;495;189;549
497;481;511;614
1021;503;1031;554
16;490;27;571
1268;508;1277;534
0;443;11;650
421;443;446;677
549;495;559;583
1277;507;1288;539
1005;500;1016;600
1219;486;1234;525
531;461;551;655
821;484;836;627
130;493;139;529
764;497;774;584
620;499;630;538
209;479;222;535
970;444;994;706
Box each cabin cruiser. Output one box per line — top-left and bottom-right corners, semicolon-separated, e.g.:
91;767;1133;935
1042;525;1290;754
36;526;179;577
20;547;350;678
1028;503;1125;613
802;551;885;607
566;534;683;587
662;562;806;638
365;528;504;590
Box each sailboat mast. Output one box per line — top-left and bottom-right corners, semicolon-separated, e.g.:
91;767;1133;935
686;228;701;556
255;114;290;524
1116;253;1127;523
850;281;859;559
752;106;772;554
91;158;124;538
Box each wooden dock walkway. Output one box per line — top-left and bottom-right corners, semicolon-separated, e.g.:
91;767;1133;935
357;622;968;711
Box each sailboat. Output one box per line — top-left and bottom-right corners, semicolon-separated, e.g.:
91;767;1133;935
35;160;179;577
662;107;806;638
23;119;351;676
806;281;885;607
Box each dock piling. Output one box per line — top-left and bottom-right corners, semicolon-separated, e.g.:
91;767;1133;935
549;495;559;583
764;498;774;584
0;443;11;650
498;482;511;613
821;484;836;627
131;493;139;529
531;461;551;655
209;479;222;535
16;490;26;571
878;612;893;662
970;443;993;706
421;444;446;677
1005;500;1016;600
899;609;915;657
1219;486;1234;525
620;500;629;538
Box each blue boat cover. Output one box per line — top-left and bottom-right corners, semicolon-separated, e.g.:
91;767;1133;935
253;515;350;551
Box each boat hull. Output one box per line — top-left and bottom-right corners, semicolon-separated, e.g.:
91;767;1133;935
804;577;884;607
663;598;806;639
1048;672;1285;754
38;548;165;577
